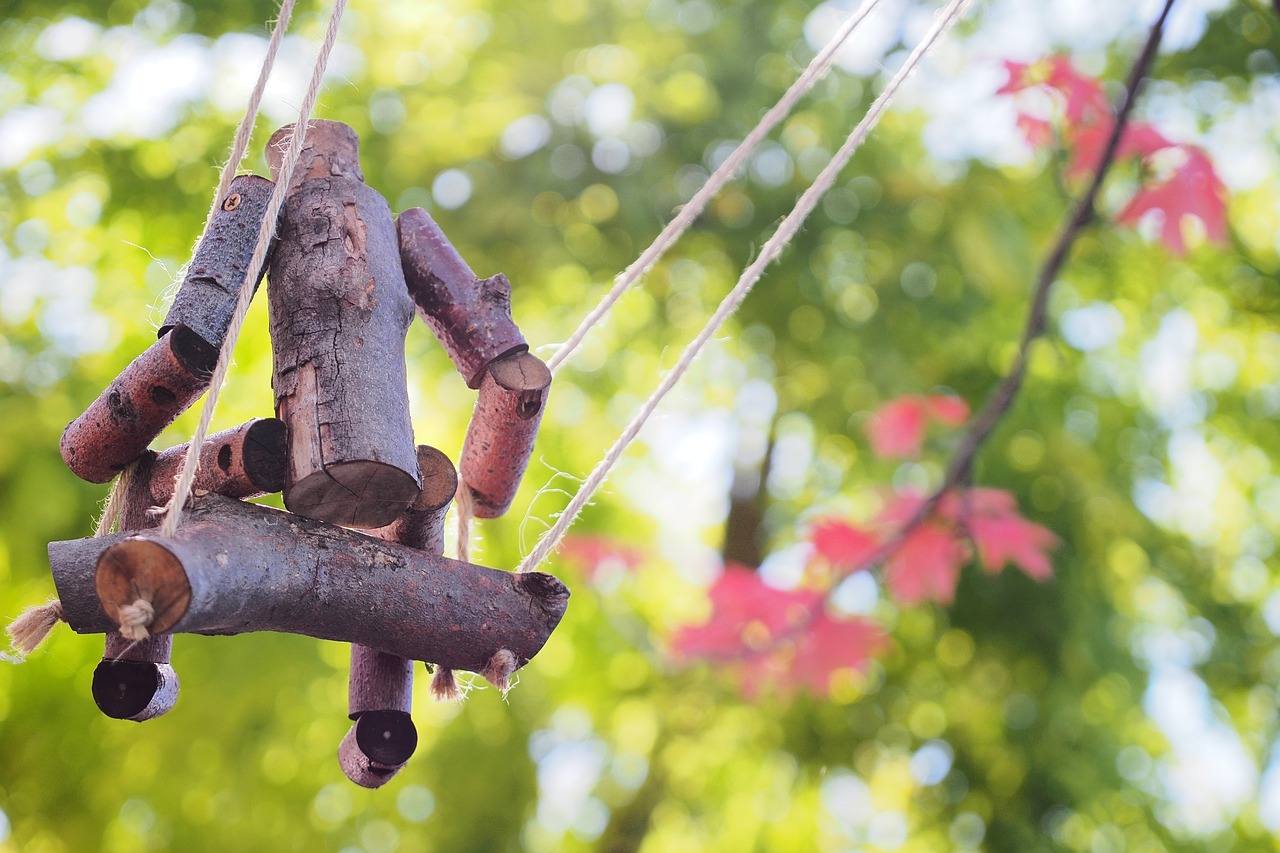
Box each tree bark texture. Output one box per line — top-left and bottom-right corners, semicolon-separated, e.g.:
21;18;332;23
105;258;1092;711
397;207;527;388
342;446;456;787
265;120;420;529
47;495;569;672
460;351;552;518
159;174;276;350
60;326;217;484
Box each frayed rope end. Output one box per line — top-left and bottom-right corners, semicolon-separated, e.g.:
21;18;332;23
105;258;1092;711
480;648;517;696
430;666;463;702
4;599;65;663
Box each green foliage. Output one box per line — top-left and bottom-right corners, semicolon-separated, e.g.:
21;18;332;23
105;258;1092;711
2;1;1279;851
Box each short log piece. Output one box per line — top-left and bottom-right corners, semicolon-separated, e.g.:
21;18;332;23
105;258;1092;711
266;120;420;529
398;207;527;388
60;326;217;484
338;711;419;786
125;417;288;510
342;445;458;787
460;351;552;518
159;174;276;350
92;632;178;722
46;495;569;671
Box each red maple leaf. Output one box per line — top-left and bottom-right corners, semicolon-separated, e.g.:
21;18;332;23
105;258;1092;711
999;56;1109;125
1016;114;1054;149
882;521;969;604
941;488;1057;581
1065;120;1172;180
1043;56;1110;125
996;59;1033;95
924;394;970;426
786;614;887;694
670;565;818;660
1117;147;1228;255
810;519;880;570
866;394;969;459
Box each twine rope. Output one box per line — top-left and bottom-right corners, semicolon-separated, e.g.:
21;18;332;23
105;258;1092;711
517;0;971;574
545;0;883;373
457;0;883;560
160;0;348;539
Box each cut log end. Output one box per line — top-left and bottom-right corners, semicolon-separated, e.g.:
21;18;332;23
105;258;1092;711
285;461;422;529
91;659;179;721
239;418;289;493
338;711;417;788
488;351;552;415
416;446;458;512
94;539;191;635
355;709;418;765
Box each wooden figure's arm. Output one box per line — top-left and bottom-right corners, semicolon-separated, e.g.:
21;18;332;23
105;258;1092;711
60;326;216;484
397;209;550;518
159;174;275;351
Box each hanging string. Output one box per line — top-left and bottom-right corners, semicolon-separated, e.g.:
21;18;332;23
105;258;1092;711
455;0;884;559
160;0;349;539
454;481;474;563
93;0;297;541
205;0;299;226
94;462;135;536
545;0;883;374
518;0;971;574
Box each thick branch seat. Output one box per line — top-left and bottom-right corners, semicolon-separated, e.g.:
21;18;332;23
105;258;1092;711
49;494;569;673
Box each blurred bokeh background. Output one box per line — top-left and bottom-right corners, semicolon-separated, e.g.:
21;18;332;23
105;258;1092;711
2;0;1280;849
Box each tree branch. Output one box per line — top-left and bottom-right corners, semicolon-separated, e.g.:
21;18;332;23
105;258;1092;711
840;0;1178;594
702;0;1179;670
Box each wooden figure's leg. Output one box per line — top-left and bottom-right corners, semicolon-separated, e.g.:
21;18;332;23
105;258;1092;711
266;120;421;529
90;419;286;721
341;446;455;787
